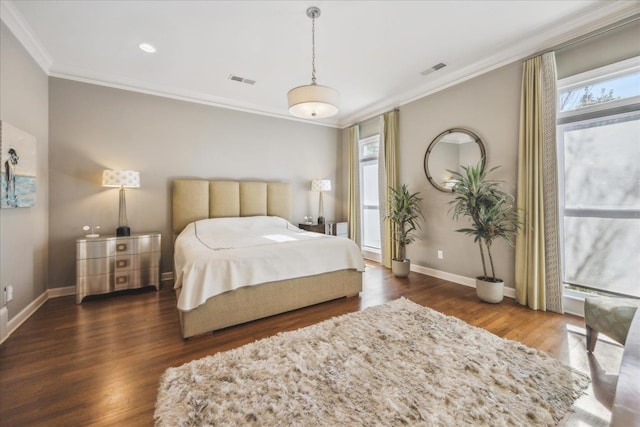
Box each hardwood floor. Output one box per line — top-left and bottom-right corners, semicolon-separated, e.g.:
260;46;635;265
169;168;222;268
0;263;623;426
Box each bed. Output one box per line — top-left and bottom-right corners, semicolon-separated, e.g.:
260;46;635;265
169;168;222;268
172;180;364;338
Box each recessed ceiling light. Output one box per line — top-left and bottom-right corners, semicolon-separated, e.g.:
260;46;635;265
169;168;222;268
138;43;156;54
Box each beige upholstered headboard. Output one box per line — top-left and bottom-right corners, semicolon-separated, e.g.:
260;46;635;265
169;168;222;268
172;180;293;237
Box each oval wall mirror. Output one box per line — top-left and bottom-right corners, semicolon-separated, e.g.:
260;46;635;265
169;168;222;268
423;128;486;193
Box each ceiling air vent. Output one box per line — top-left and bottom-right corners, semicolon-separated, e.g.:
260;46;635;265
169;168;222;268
228;74;256;85
420;62;447;76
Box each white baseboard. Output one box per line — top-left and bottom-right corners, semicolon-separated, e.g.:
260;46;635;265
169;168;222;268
362;250;381;263
0;307;8;345
0;267;579;346
1;290;48;345
48;286;76;298
46;271;174;300
411;264;584;317
410;264;517;300
0;273;174;345
563;294;585;317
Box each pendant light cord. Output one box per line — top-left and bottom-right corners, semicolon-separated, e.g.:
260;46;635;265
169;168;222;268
286;6;338;119
311;13;317;85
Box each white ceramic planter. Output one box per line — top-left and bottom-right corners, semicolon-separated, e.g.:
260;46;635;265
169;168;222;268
392;259;411;277
475;277;504;303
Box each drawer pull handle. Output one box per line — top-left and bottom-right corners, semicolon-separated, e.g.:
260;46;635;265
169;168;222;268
115;276;128;285
116;243;128;252
116;259;129;268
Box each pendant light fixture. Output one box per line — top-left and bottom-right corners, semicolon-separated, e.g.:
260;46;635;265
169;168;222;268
287;6;339;119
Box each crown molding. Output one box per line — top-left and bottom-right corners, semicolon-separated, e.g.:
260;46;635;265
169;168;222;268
0;0;52;73
3;0;637;130
1;0;338;127
337;1;640;128
49;67;340;128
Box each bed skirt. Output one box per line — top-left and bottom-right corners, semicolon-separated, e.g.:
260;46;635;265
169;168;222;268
176;269;362;338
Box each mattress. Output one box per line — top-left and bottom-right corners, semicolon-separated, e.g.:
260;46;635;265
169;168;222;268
174;216;365;311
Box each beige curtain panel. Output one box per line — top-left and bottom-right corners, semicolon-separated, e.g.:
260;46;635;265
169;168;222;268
347;125;361;246
378;110;399;268
515;52;563;313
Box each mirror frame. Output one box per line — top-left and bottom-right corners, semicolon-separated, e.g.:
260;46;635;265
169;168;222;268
423;128;486;193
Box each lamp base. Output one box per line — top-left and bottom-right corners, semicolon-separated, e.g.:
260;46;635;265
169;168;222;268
116;226;131;237
317;216;325;225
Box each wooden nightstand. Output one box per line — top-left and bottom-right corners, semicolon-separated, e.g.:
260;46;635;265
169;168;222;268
299;221;348;237
76;233;161;303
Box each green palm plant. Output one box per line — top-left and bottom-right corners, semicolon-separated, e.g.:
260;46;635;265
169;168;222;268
385;184;423;261
449;161;521;282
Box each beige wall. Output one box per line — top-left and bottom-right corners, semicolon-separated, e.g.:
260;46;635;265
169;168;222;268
48;78;340;288
556;19;640;79
337;61;522;287
0;22;49;318
5;14;639;307
359;117;379;139
354;19;640;290
400;61;522;287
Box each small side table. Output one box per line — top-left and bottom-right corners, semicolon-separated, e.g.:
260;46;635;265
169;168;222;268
76;232;161;303
299;221;348;237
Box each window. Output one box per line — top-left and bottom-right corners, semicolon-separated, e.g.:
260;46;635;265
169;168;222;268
359;135;381;253
557;57;640;298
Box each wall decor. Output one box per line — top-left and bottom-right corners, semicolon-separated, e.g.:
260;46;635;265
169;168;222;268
0;121;37;208
423;128;486;193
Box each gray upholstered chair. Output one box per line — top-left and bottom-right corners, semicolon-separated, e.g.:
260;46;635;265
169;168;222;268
584;296;640;352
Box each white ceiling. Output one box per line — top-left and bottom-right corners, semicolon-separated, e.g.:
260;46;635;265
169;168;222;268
2;1;639;128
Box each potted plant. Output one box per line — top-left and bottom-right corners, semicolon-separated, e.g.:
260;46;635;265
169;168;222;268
449;161;521;303
385;184;423;277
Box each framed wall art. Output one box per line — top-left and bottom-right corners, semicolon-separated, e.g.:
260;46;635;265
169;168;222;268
0;121;37;208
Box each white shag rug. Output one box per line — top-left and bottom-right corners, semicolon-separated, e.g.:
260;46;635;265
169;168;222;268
155;298;589;426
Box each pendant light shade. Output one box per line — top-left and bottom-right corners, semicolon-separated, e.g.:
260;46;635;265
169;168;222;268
288;7;338;119
288;84;339;119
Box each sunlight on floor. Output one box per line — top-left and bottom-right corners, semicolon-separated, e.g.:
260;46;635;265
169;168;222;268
563;325;624;426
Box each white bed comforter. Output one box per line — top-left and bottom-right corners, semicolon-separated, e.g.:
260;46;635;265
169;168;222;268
174;216;365;311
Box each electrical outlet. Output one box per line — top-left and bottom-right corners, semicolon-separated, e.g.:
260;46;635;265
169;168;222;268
437;250;444;260
5;285;13;303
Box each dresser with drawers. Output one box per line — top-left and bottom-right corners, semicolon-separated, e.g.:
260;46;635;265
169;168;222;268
76;233;161;303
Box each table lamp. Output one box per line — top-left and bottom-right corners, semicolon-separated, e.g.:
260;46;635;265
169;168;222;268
311;179;331;224
102;170;140;236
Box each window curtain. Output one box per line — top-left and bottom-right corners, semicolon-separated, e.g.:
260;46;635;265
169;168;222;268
378;110;399;268
347;125;361;246
515;52;563;313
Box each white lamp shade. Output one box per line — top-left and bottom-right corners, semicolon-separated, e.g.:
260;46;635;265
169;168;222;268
288;84;339;119
102;170;140;188
311;179;331;192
